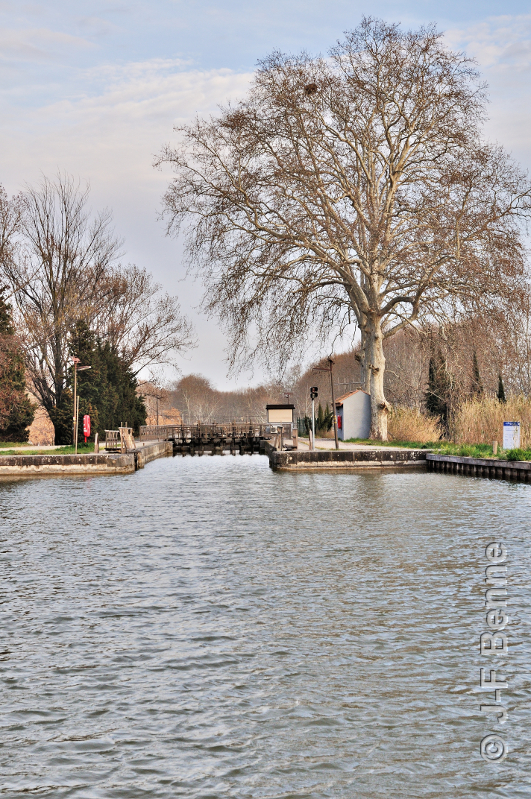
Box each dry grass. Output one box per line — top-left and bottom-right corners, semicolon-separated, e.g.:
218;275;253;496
451;396;531;448
388;407;442;444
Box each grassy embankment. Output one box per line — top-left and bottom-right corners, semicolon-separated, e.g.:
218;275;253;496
0;443;96;456
343;439;531;461
343;399;531;460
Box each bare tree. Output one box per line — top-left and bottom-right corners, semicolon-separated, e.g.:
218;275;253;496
171;374;221;423
0;174;193;436
158;18;531;439
91;264;195;374
1;174;121;427
170;374;284;423
0;186;22;273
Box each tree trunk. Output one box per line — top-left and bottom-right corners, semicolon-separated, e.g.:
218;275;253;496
366;319;388;441
358;327;372;394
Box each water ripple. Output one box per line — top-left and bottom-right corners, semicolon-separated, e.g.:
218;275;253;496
1;456;530;797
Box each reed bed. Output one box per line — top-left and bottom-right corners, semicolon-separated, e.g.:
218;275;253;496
451;396;531;449
388;407;442;444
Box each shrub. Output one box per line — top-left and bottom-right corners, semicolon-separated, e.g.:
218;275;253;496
388;407;442;444
505;448;531;462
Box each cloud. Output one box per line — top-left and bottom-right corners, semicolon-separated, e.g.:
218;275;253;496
76;16;118;38
446;14;531;79
5;60;254;175
0;57;252;170
0;58;256;388
445;15;531;164
0;26;94;63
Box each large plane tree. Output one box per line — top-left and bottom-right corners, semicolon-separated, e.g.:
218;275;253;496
158;18;531;439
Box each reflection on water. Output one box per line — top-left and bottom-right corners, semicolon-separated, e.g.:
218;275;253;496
1;456;530;798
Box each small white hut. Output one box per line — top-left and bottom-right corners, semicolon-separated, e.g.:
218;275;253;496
335;390;371;440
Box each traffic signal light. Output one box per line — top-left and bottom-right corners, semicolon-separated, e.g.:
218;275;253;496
310;386;318;400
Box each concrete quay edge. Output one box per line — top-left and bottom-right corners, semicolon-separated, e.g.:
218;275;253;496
426;452;531;482
269;448;427;471
0;440;172;478
426;453;531;470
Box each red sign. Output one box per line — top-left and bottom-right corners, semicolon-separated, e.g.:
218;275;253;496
83;414;91;441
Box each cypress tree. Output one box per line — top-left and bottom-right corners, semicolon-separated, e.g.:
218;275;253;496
425;357;438;416
425;349;450;432
0;289;35;441
497;374;506;403
471;351;484;397
316;401;333;433
316;401;325;432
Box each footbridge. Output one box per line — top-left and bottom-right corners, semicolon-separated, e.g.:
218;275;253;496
139;423;295;455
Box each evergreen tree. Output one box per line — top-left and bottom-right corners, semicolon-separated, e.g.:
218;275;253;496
316;401;333;434
425;349;451;432
471;351;484;397
497;374;506;403
0;289;35;441
54;321;147;443
316;401;324;432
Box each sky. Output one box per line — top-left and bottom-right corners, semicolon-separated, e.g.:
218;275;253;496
1;1;531;389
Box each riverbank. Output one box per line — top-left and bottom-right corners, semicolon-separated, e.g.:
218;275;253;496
269;438;531;481
341;437;531;461
0;440;172;478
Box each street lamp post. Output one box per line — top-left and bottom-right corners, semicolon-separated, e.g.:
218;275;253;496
72;358;91;454
328;357;339;450
312;357;339;450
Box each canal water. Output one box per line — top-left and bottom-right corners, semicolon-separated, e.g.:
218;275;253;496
1;455;530;798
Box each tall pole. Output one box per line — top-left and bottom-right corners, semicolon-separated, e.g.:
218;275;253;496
75;395;80;454
311;397;315;451
73;359;90;454
73;360;78;454
329;357;339;450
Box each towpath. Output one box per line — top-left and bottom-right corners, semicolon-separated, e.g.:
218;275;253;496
297;437;411;452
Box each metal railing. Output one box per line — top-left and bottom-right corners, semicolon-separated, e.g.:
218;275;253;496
140;423;270;442
139;422;296;447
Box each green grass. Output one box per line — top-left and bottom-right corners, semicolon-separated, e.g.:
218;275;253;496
0;443;96;456
51;443;96;454
0;441;41;448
